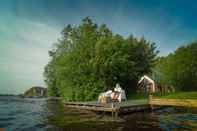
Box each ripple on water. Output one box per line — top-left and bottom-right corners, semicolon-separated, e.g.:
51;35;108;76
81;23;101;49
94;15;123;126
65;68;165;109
13;126;38;131
157;112;197;131
176;114;197;121
9;123;45;131
0;122;13;128
27;111;42;116
35;123;46;128
7;110;27;116
0;117;15;121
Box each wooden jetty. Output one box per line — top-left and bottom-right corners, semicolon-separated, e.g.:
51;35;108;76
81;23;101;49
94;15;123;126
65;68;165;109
64;99;153;117
64;95;197;117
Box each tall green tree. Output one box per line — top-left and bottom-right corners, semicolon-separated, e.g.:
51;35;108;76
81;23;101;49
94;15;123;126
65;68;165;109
44;17;158;101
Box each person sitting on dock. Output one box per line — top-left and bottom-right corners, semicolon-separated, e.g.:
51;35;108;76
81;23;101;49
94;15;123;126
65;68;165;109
111;83;126;102
98;83;126;103
111;90;120;102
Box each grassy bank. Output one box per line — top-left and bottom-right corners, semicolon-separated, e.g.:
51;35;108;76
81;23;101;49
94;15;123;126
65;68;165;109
158;91;197;99
127;91;197;100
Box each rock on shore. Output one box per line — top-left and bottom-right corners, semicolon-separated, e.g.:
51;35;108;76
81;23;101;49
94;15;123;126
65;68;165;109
24;86;47;98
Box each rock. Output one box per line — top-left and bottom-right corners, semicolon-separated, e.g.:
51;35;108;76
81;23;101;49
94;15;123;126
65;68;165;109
23;86;47;98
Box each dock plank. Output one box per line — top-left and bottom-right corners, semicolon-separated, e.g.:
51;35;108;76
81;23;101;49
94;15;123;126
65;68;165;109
64;99;150;115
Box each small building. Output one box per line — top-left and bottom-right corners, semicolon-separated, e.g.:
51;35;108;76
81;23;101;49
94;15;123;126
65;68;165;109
138;70;176;94
138;75;157;93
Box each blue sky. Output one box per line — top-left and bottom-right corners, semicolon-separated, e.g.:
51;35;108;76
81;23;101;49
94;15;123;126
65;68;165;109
1;0;197;94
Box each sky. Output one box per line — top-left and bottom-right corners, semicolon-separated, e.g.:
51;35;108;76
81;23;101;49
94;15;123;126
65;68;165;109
1;0;197;94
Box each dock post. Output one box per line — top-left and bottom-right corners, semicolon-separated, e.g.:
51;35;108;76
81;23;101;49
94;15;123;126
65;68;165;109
111;102;114;118
111;102;118;119
148;95;152;103
111;102;118;118
112;112;114;118
148;95;153;111
115;111;118;118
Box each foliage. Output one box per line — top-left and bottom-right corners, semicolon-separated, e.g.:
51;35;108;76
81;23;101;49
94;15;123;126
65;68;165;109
44;17;158;101
155;42;197;91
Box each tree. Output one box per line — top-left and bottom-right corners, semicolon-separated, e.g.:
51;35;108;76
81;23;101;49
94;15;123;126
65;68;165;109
44;17;158;101
155;42;197;91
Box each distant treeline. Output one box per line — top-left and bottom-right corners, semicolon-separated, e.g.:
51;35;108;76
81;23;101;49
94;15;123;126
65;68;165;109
155;42;197;91
44;17;158;101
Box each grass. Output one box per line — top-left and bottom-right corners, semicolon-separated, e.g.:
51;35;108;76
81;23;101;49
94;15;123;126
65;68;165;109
158;91;197;99
127;91;197;100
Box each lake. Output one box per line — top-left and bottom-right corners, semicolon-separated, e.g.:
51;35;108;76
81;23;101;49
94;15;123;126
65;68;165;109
0;96;196;131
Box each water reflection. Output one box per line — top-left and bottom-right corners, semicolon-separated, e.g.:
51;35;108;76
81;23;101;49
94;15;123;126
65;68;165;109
43;99;121;131
43;99;197;131
1;96;196;131
156;107;197;131
122;112;162;131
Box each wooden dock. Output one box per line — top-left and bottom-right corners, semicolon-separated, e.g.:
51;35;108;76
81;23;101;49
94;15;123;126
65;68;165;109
64;99;153;117
64;96;197;117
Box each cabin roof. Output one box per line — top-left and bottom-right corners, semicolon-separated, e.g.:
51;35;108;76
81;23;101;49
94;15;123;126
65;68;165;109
138;75;154;84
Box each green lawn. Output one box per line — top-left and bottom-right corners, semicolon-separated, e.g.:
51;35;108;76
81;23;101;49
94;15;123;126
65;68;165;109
128;91;197;100
157;91;197;99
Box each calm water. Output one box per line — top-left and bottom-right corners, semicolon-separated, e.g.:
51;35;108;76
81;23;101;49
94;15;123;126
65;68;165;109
0;96;197;131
